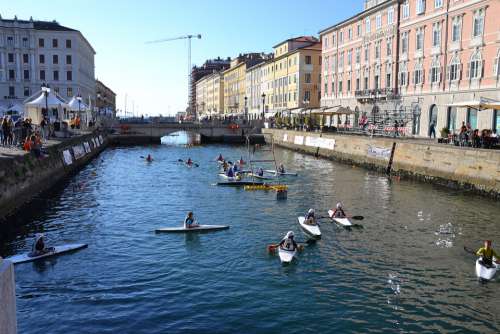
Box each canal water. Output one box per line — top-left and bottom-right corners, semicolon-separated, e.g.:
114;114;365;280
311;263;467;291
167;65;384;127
1;133;500;334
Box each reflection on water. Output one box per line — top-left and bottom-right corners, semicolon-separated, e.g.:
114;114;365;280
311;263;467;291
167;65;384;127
161;131;200;146
1;143;500;334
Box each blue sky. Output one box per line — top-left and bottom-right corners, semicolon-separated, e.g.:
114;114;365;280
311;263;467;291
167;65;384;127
2;0;364;116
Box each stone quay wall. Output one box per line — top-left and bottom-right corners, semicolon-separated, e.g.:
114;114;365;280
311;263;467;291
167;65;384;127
0;132;107;220
0;259;17;334
263;129;500;198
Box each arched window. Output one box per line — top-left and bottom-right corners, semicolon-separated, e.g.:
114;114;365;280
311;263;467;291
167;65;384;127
399;61;408;86
448;54;461;81
468;50;483;79
429;104;438;131
414;61;424;85
430;57;441;83
413;105;421;135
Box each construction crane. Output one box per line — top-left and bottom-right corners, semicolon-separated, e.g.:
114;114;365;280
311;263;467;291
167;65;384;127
146;34;202;117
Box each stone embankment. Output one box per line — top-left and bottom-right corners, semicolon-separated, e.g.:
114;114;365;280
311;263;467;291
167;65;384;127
0;132;107;220
263;129;500;198
0;258;17;334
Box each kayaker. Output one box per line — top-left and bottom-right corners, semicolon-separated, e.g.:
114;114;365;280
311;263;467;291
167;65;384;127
186;158;193;165
226;167;235;177
331;203;346;218
257;167;264;177
279;231;298;251
239;157;245;165
146;154;153;162
217;154;224;161
305;209;317;225
222;161;229;172
278;164;285;173
476;240;500;267
233;163;239;172
31;233;49;256
184;212;199;229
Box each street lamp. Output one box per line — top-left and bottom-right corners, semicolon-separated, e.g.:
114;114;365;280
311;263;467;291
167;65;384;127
76;93;82;115
261;93;266;120
244;96;248;122
41;83;50;118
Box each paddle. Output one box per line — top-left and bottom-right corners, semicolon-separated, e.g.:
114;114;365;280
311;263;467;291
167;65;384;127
267;239;316;253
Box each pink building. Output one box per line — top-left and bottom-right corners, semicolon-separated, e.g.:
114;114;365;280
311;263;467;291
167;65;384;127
320;0;500;137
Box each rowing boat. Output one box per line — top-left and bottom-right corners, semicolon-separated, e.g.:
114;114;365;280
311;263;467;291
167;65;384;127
6;243;88;265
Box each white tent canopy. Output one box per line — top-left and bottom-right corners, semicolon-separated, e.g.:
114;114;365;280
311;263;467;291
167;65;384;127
67;96;89;112
448;97;500;110
25;92;68;108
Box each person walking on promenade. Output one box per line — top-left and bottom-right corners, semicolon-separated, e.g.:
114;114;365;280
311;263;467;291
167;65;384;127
429;121;436;139
7;117;14;146
1;116;9;146
394;120;399;138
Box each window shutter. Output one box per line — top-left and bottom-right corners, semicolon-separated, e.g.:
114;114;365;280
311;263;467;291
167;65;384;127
422;71;425;84
481;59;485;78
447;65;451;81
466;62;470;79
459;63;463;80
439;66;443;82
495;57;499;76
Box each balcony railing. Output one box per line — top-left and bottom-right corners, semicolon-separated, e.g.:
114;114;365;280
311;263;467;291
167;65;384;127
355;88;399;101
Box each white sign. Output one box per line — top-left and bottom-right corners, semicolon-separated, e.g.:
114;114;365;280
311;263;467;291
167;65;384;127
367;145;392;160
294;135;304;145
319;138;336;150
98;135;104;144
62;150;73;165
283;134;288;142
83;142;91;153
73;145;86;159
94;137;100;147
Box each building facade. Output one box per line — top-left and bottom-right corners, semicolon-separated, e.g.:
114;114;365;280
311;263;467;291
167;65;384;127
195;71;224;119
245;61;267;119
96;79;116;116
261;36;322;117
0;16;96;109
222;53;266;116
320;0;500;136
189;57;230;118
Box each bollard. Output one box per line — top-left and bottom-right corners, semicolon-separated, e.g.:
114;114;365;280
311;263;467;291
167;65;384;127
0;258;17;334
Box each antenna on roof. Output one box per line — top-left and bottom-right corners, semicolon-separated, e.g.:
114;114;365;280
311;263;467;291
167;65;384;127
29;16;33;22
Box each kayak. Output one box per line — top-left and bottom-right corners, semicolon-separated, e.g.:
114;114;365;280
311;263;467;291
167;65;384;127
298;216;321;238
156;225;229;233
248;173;275;180
264;170;298;176
476;258;498;281
6;243;88;265
278;247;296;264
328;210;353;227
218;173;242;182
217;181;264;187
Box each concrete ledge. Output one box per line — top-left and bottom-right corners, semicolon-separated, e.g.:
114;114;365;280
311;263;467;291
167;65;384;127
0;259;17;334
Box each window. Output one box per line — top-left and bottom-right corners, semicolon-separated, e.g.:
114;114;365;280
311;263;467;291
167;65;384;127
467;108;478;129
305;55;312;65
430;57;441;83
402;1;410;19
53;55;59;64
39;54;45;64
347;79;351;92
66;71;72;81
494;110;500;134
8;69;15;81
324;56;329;72
304;90;311;101
364;46;370;62
338;81;343;93
414;62;424;85
447;107;457;132
473;9;485;38
356;47;361;64
468;51;482;79
416;0;426;15
8;53;14;63
54;87;60;95
339;51;344;68
323;36;329;49
495;51;500;76
8;86;15;97
365;18;371;33
451;17;461;42
416;28;424;51
53;70;59;81
22;37;29;47
38;38;44;47
448;55;461;81
376;14;382;30
23;54;29;64
66;87;73;97
347;49;352;66
386;38;393;56
386;63;392;88
375;41;381;59
40;70;46;81
401;32;409;54
339;31;344;44
23;69;30;81
357;24;362;36
66;39;72;49
52;39;58;48
348;28;352;40
304;73;312;83
435;0;443;9
356;78;360;90
388;7;394;24
65;55;72;65
7;36;14;46
24;87;30;97
432;22;441;47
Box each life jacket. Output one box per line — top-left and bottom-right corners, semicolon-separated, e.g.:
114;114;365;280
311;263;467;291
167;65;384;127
282;238;296;251
227;169;234;177
184;217;194;228
32;235;45;252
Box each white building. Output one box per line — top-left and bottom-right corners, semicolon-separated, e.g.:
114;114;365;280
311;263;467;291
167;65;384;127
245;61;266;119
0;16;96;109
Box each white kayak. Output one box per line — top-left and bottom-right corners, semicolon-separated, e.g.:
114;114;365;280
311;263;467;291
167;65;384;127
475;258;498;281
6;243;88;265
278;247;296;264
218;173;241;182
155;225;230;233
328;210;353;227
264;170;298;176
248;173;274;180
298;216;321;238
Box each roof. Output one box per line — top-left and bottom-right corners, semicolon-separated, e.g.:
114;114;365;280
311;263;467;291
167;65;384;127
96;79;116;96
272;36;319;48
318;0;395;35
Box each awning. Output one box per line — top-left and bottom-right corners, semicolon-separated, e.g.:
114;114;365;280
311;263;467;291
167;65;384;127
448;97;500;110
312;106;355;115
25;91;68;108
264;111;277;119
6;104;24;114
67;96;89;112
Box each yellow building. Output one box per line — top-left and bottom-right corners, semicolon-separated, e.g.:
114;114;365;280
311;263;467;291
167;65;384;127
195;72;224;120
223;53;266;117
260;37;322;115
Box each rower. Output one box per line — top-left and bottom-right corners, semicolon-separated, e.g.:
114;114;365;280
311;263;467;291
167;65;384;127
278;164;285;173
31;234;49;257
146;154;153;162
476;240;500;268
186;158;193;165
304;209;316;225
331;202;346;218
257;167;264;177
184;212;199;229
279;231;298;251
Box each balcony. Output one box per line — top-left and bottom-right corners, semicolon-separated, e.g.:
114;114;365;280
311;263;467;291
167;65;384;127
355;88;399;103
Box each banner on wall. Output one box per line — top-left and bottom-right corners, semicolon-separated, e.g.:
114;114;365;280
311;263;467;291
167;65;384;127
294;135;304;145
367;145;392;160
73;145;86;159
305;136;336;150
62;150;73;165
83;142;91;153
283;134;288;142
